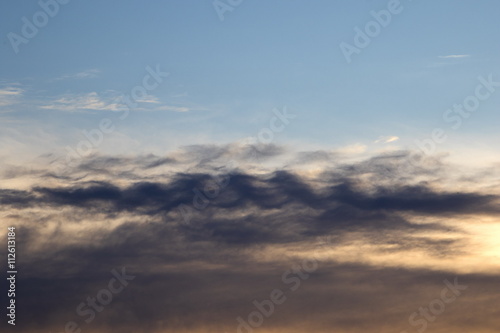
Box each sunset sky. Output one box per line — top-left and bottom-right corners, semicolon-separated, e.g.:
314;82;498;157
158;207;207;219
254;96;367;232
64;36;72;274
1;1;500;332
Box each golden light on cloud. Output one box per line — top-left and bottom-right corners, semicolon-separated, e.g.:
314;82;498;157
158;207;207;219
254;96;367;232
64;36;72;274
1;146;499;332
375;136;400;144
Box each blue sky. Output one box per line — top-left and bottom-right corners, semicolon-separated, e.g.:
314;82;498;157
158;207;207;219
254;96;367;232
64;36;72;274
1;0;500;162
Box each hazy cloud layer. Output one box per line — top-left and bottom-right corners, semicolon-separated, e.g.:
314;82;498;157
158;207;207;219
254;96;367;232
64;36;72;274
1;146;499;333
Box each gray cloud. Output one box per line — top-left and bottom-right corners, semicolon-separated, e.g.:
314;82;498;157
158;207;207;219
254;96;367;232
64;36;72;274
1;147;499;333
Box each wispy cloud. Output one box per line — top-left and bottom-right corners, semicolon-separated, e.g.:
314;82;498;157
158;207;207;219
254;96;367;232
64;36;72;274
41;91;192;113
438;54;471;59
53;69;100;81
0;85;24;107
135;95;161;104
153;105;190;112
41;92;121;111
428;54;472;68
375;135;399;144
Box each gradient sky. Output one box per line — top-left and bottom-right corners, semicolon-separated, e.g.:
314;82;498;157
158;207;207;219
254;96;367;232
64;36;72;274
1;0;500;160
1;1;500;333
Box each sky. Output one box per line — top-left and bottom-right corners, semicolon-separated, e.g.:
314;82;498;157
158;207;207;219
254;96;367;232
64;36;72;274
0;1;500;333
